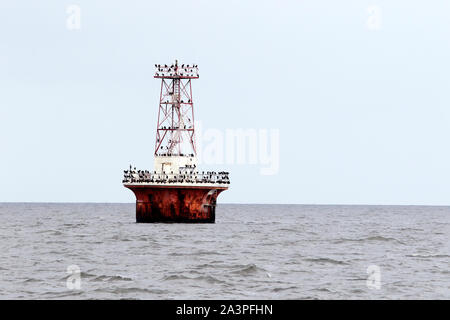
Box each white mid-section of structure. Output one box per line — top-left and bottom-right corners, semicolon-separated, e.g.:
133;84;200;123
123;155;229;187
154;155;197;174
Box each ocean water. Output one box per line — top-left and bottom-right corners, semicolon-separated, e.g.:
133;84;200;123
0;203;448;300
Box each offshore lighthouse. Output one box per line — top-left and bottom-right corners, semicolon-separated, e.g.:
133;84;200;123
123;60;230;223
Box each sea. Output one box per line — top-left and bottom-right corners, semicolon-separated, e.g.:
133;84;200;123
0;203;448;299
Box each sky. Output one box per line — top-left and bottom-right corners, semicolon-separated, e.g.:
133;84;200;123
1;0;450;205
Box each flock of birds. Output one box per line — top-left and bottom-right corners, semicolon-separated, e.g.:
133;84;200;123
155;152;196;156
154;63;199;78
123;167;230;185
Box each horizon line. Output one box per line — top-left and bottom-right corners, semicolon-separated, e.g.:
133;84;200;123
0;201;449;207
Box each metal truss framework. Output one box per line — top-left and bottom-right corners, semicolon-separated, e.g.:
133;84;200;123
154;60;199;156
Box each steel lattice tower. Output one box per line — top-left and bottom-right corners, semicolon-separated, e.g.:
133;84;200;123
154;60;199;157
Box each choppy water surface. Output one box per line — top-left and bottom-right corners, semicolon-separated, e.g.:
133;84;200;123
0;203;448;299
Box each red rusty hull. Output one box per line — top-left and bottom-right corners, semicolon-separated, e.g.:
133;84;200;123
124;185;227;223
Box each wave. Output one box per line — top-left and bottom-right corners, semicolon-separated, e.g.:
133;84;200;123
92;275;133;282
230;263;266;275
110;287;168;294
169;250;221;257
42;290;84;298
89;286;168;295
304;257;349;265
333;236;405;245
36;229;63;236
162;274;191;281
195;250;222;256
312;287;335;293
110;235;132;241
21;278;41;283
162;274;225;284
62;223;87;228
60;272;133;282
276;228;300;232
193;261;226;269
366;235;405;243
272;286;298;292
346;278;367;281
405;254;450;259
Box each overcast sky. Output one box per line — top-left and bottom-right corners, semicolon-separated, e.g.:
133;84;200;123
1;0;450;204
